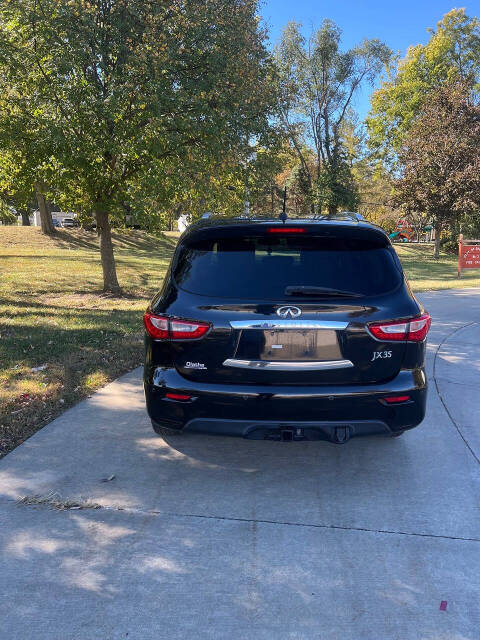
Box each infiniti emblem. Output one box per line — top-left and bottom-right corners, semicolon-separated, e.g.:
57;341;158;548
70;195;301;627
276;306;302;318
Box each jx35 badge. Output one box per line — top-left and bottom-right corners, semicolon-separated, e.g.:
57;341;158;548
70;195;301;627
371;350;392;362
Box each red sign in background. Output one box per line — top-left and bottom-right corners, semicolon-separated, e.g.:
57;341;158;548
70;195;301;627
458;235;480;276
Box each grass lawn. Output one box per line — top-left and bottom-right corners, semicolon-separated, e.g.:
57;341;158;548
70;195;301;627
0;228;478;458
0;226;177;458
395;242;480;291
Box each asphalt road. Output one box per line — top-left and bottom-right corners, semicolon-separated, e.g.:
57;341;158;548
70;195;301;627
0;288;479;640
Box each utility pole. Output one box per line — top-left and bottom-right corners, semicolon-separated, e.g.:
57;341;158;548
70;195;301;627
243;149;256;216
244;185;250;216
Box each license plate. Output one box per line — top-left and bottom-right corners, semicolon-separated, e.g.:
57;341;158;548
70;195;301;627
236;329;342;362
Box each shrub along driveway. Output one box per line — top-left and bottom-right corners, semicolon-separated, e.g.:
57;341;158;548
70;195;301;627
0;289;479;639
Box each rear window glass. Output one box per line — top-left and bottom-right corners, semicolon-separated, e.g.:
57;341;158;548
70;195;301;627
173;235;402;299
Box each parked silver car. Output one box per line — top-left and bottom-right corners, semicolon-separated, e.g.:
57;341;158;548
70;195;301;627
61;217;78;228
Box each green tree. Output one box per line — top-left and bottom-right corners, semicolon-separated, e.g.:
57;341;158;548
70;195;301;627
284;160;313;215
275;20;390;213
344;131;398;232
394;83;480;258
0;96;57;233
1;0;273;292
131;129;287;224
0;199;17;224
367;9;480;162
0;151;31;225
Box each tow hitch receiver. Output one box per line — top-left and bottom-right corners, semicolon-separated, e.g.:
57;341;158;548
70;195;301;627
265;427;305;441
281;428;306;441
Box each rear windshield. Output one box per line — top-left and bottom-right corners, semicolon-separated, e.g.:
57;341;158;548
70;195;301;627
173;235;402;299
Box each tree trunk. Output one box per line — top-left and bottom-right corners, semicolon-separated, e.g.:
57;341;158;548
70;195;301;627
95;208;121;294
433;221;441;259
20;210;30;226
34;182;55;234
328;204;337;215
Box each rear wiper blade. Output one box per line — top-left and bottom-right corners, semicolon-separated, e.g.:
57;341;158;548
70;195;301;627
285;286;363;298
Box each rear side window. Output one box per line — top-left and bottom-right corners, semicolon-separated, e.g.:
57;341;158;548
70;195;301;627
173;235;402;299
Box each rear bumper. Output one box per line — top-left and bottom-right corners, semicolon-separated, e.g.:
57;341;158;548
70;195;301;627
145;366;427;441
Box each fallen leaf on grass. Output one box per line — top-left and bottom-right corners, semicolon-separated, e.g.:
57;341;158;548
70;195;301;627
31;364;48;372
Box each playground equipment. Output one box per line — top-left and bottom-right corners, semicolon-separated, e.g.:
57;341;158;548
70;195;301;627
389;219;414;242
389;219;434;243
389;230;411;242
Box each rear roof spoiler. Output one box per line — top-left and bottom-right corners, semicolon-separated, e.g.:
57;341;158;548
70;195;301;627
181;221;389;247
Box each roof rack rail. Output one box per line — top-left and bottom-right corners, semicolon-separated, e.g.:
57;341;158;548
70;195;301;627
314;212;361;222
341;211;364;221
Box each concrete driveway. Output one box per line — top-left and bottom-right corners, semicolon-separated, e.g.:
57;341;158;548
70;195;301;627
1;289;479;640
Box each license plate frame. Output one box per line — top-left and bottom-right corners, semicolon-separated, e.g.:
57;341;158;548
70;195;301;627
235;329;342;362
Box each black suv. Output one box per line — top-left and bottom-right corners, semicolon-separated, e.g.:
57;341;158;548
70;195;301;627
144;214;431;443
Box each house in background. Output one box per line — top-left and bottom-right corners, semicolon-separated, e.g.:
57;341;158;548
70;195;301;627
21;210;77;226
177;213;190;232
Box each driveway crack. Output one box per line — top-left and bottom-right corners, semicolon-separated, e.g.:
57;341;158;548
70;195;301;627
10;498;480;543
145;510;480;542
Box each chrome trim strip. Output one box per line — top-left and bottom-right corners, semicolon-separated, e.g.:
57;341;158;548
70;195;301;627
229;320;349;330
223;358;354;371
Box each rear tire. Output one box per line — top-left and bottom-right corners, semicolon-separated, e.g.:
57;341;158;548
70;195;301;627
151;419;183;437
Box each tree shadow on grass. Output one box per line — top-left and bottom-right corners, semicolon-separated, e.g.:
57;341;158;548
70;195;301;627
31;229;178;256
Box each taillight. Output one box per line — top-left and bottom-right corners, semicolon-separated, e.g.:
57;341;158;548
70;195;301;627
407;314;432;341
143;312;210;341
165;392;192;401
382;395;411;404
170;318;210;340
368;320;409;341
143;313;169;340
267;227;306;233
367;313;431;342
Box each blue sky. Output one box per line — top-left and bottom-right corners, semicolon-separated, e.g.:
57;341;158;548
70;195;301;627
260;0;480;119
